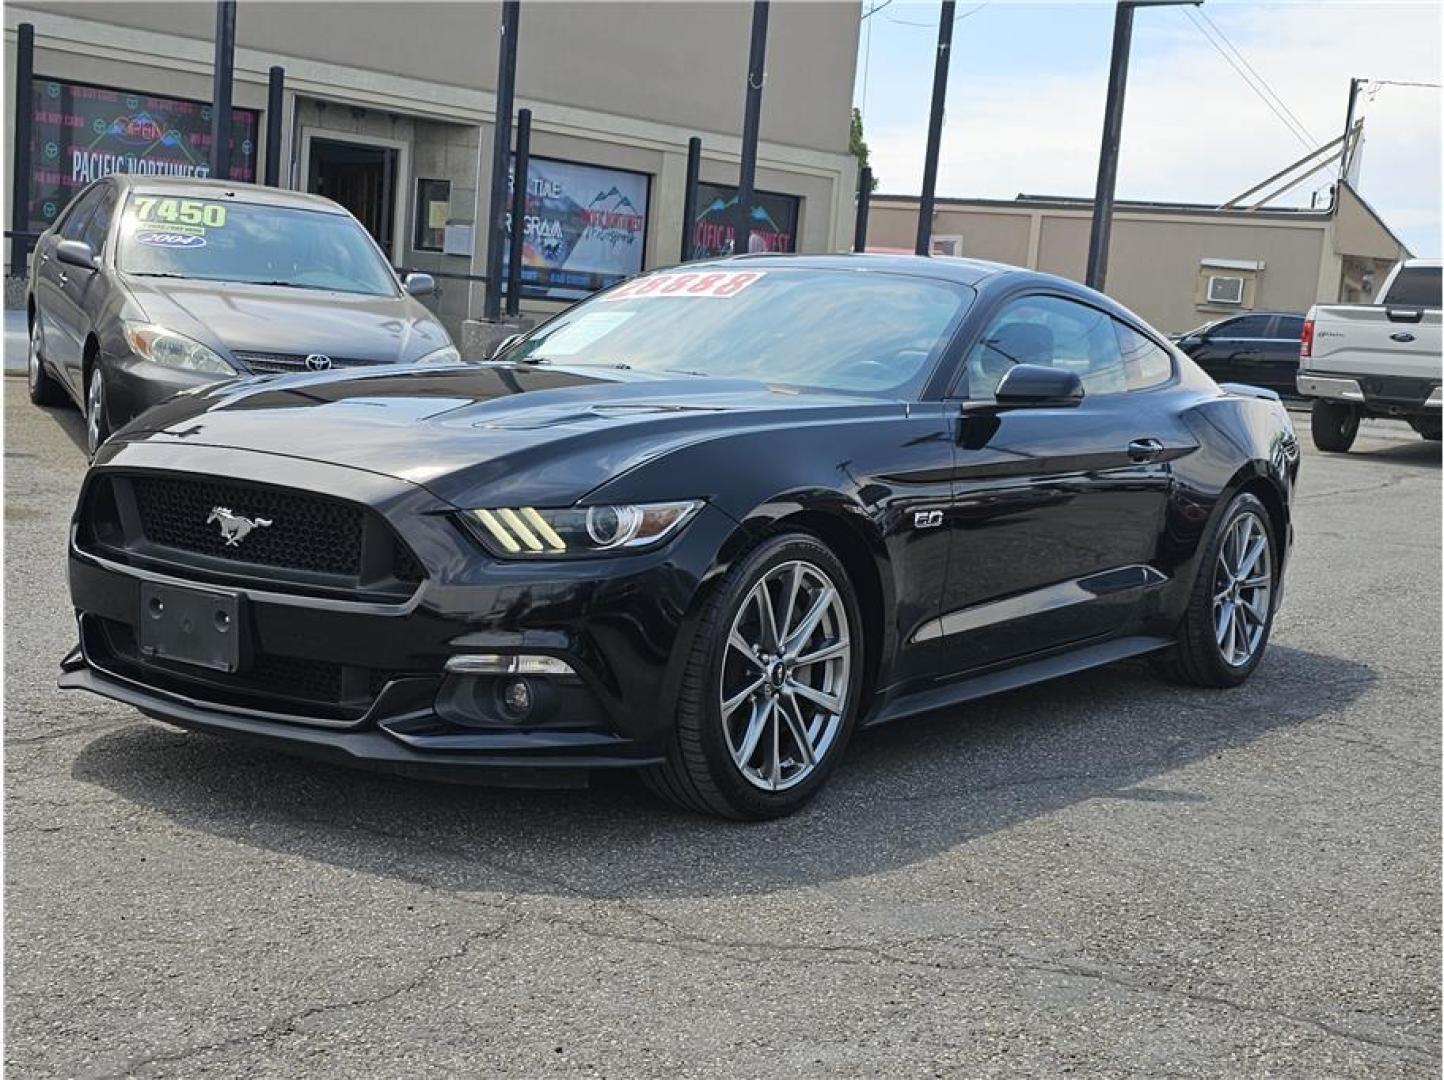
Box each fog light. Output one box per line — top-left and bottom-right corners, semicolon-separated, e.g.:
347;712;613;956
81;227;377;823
500;677;533;718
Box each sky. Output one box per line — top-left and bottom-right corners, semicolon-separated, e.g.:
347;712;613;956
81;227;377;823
853;1;1442;255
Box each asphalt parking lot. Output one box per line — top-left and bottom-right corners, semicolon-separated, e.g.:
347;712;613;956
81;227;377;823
4;377;1440;1078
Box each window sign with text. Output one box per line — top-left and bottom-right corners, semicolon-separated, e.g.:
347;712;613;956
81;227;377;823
503;157;650;300
29;77;258;233
691;182;799;259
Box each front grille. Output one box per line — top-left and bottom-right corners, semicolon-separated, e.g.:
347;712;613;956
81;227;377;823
232;350;378;375
132;475;365;578
81;472;426;598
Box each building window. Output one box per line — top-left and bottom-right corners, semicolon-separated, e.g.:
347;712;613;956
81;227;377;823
28;77;259;234
414;178;450;252
503;156;651;300
690;182;799;258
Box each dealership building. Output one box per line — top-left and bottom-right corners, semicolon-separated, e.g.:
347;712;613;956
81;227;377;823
866;182;1413;334
3;1;862;339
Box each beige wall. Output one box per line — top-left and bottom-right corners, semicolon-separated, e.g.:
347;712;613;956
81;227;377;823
871;197;1344;335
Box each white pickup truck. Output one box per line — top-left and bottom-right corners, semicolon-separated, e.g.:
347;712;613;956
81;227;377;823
1298;258;1442;451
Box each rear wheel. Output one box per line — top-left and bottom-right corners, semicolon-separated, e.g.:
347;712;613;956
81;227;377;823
1310;399;1359;452
1154;492;1277;688
1409;416;1441;441
27;318;65;407
644;533;863;819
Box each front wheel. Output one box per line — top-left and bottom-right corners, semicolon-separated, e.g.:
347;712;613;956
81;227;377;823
644;533;864;819
85;364;110;458
1154;492;1278;688
1310;399;1359;452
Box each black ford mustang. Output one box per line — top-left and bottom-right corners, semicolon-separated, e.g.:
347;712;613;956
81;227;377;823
61;255;1300;819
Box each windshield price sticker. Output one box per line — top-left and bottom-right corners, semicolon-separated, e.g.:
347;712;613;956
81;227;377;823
602;270;765;302
135;232;207;249
130;197;228;233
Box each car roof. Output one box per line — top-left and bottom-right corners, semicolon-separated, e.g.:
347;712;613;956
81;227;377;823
106;174;346;214
684;251;1018;287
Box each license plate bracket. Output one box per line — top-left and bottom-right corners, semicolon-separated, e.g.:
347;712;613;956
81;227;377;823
138;582;244;673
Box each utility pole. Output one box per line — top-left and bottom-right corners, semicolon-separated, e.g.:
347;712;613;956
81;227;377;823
915;0;954;256
734;0;770;256
1084;0;1199;291
209;0;238;179
1340;76;1364;182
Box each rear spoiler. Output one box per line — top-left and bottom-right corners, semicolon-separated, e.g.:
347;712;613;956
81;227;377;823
1218;382;1281;402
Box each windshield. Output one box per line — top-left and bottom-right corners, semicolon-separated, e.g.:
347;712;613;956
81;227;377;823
117;195;398;297
506;267;973;395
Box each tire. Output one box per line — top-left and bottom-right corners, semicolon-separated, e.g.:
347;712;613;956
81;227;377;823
85;363;110;458
1310;399;1359;452
643;532;865;820
1408;416;1441;441
1154;492;1278;689
27;317;66;407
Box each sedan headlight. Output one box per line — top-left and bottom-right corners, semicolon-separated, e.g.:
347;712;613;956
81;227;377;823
462;501;702;557
122;322;235;375
415;344;463;365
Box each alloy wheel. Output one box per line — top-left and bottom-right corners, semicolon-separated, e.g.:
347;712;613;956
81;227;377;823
720;559;851;792
28;322;42;394
86;368;105;455
1212;510;1272;667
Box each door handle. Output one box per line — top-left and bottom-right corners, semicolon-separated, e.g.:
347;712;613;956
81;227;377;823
1127;438;1165;463
57;272;68;286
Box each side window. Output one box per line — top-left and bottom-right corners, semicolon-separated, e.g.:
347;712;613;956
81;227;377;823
1214;314;1271;338
1274;316;1304;340
58;186;104;241
1114;322;1174;392
961;295;1125;398
80;186;117;256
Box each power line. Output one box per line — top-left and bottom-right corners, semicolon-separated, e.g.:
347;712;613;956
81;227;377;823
1370;79;1442;90
885;2;987;29
1182;8;1314;151
861;0;895;21
1195;7;1316;144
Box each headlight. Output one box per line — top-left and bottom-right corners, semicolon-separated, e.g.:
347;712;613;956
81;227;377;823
122;322;235;375
461;501;702;557
415;344;462;365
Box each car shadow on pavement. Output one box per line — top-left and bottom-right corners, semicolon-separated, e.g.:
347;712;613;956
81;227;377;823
70;644;1374;901
23;399;89;457
1341;434;1442;469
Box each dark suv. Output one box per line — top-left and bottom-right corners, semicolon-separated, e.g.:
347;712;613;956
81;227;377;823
1171;312;1304;398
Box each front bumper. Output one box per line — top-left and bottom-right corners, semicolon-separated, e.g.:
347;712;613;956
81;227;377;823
62;441;737;784
104;352;227;432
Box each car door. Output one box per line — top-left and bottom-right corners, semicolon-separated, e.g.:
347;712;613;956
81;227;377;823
1263;315;1304;396
931;293;1193;676
34;184;106;393
58;183;120;389
1196;313;1274;386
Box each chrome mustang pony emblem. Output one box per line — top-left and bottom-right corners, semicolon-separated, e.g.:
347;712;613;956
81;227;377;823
207;506;273;547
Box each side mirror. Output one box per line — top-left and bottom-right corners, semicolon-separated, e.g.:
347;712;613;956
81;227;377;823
56;239;98;272
993;363;1084;407
491;332;524;358
404;272;436;297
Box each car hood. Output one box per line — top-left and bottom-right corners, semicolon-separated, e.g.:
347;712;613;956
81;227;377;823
114;363;892;507
120;276;453;363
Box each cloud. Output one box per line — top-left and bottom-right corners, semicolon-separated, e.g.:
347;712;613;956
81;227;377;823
865;2;1441;253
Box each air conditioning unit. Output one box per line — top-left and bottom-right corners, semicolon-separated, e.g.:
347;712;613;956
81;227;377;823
930;236;961;258
1206;274;1245;305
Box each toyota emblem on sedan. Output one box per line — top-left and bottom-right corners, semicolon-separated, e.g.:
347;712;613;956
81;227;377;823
304;353;332;371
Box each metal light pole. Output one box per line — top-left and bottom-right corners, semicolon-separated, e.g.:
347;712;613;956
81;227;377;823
1084;0;1199;291
505;107;532;317
10;22;35;276
483;0;520;321
853;167;872;253
915;0;955;256
263;66;285;187
209;0;237;179
734;0;770;255
681;136;703;261
1340;76;1364;181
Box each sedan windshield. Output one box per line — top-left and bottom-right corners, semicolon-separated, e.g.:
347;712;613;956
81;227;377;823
116;195;398;297
507;267;974;395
